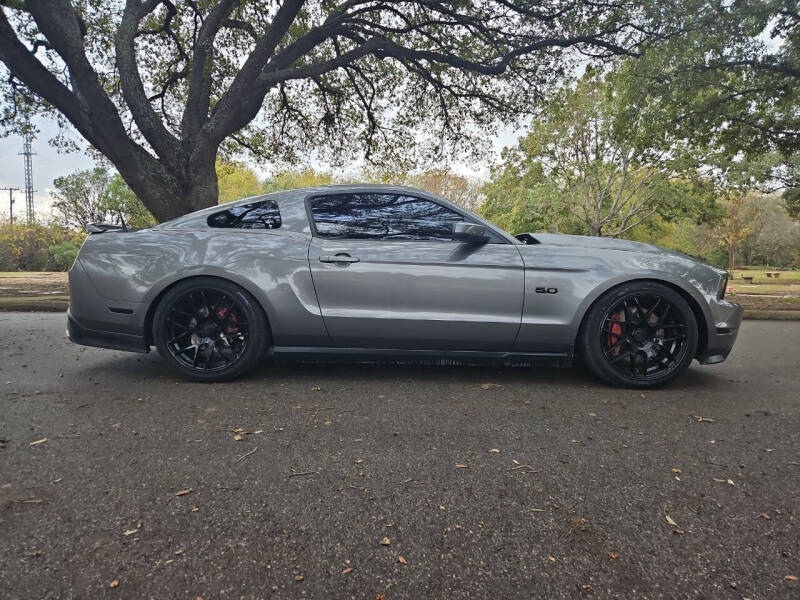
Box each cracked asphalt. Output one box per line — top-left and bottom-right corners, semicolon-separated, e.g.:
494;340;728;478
1;313;799;599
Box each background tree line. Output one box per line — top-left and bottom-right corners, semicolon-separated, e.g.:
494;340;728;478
1;0;799;271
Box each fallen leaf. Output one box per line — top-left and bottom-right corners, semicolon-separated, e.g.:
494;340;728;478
581;584;592;593
380;537;391;546
175;549;184;556
342;567;354;575
671;468;682;473
760;512;771;520
455;464;469;469
122;528;139;537
398;555;408;565
376;595;388;600
295;574;304;582
713;478;727;483
672;528;685;535
785;575;799;582
233;427;244;433
109;580;119;589
323;420;333;426
29;438;47;446
695;416;714;422
479;383;502;389
233;434;244;441
175;489;192;496
727;479;736;486
489;448;500;454
547;555;556;563
608;551;620;560
191;507;199;513
665;514;678;527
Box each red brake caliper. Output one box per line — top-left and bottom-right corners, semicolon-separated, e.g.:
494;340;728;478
607;312;623;355
216;307;239;334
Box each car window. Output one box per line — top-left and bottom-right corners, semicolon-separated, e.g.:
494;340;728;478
310;193;469;241
208;200;281;229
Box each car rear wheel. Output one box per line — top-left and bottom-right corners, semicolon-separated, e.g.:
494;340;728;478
153;277;268;382
579;281;699;388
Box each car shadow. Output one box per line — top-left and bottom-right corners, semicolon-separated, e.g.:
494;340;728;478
74;348;726;393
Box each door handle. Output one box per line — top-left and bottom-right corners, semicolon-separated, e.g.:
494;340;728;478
319;253;360;264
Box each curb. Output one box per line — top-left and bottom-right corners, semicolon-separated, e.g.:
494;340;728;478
742;310;800;321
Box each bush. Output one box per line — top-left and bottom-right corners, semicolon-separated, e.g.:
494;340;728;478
0;222;85;272
47;241;80;271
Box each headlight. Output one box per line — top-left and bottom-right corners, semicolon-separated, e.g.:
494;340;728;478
717;273;728;299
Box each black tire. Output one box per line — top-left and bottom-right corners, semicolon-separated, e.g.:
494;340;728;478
153;277;269;382
579;281;699;388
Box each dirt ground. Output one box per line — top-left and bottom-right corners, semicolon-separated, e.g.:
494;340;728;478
0;272;68;311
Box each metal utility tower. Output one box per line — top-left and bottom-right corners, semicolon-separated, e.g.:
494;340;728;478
0;187;19;224
19;130;36;224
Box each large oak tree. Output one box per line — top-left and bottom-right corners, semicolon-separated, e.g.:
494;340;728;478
1;0;694;221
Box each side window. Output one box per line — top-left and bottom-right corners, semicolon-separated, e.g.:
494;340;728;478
310;193;465;241
207;200;281;229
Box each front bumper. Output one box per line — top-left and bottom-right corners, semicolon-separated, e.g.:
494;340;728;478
697;297;743;364
67;309;149;353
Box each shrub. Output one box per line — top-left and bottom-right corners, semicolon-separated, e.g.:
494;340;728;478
47;241;80;271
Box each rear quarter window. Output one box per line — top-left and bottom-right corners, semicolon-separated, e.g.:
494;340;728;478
207;200;281;229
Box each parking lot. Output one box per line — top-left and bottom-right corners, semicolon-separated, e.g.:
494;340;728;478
1;313;799;598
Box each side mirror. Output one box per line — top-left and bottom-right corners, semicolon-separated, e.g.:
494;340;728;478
452;222;489;243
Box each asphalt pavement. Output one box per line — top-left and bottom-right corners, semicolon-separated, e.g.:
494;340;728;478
1;313;799;599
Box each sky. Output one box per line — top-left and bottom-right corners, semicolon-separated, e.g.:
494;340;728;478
0;115;523;222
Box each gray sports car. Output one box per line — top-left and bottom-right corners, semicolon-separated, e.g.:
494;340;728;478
67;184;742;387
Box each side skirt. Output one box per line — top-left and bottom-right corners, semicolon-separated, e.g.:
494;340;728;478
270;346;572;368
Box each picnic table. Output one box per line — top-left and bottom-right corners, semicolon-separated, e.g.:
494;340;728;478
765;272;781;278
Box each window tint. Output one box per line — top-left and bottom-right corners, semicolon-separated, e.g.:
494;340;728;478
310;193;465;241
208;200;281;229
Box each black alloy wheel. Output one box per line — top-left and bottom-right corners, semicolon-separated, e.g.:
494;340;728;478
153;277;268;381
580;281;699;388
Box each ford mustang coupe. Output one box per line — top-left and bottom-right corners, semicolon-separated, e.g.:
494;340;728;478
67;185;742;387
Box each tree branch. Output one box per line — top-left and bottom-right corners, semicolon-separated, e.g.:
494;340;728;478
116;0;182;163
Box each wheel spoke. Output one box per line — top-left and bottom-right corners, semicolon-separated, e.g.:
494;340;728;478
168;331;191;345
604;337;628;355
609;349;634;364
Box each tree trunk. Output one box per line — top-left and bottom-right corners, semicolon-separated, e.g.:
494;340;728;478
727;243;736;272
112;142;219;223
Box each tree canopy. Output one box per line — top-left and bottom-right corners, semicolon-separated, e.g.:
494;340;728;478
1;0;704;221
482;72;703;237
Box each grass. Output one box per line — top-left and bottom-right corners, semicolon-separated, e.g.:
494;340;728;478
0;271;67;276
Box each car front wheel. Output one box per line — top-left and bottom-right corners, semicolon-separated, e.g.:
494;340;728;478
153;277;268;382
579;282;699;388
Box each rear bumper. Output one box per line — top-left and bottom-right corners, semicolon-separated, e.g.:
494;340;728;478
697;297;743;365
67;309;149;354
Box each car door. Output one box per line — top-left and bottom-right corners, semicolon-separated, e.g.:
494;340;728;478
307;192;525;350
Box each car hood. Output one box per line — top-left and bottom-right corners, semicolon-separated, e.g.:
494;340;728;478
523;233;690;259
